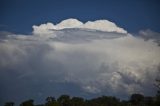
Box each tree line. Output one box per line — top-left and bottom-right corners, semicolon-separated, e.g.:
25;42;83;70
4;75;160;106
4;93;160;106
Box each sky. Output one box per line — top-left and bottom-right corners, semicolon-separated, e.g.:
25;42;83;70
0;0;160;34
0;0;160;106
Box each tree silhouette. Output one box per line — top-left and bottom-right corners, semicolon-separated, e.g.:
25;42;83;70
86;96;120;106
71;97;84;106
57;95;71;106
4;93;160;106
130;94;144;105
20;99;34;106
45;96;60;106
144;96;154;106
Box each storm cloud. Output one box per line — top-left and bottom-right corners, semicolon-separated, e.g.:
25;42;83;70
0;19;160;104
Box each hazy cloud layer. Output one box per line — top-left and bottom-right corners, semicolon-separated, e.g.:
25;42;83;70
0;19;160;104
138;29;160;45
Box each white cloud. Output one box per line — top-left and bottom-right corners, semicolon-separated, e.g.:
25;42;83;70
32;22;56;36
32;18;127;35
0;19;160;101
56;18;83;29
80;20;127;33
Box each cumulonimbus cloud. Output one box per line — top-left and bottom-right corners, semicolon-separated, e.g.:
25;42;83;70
0;18;160;104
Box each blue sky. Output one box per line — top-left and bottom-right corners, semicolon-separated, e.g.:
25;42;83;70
0;0;160;34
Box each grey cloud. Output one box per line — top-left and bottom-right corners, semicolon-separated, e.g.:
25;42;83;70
138;29;160;45
0;27;160;105
50;28;127;43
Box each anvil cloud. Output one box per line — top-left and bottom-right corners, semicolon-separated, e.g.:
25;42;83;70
0;19;160;104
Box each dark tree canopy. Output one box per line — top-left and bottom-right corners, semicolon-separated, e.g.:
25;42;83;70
4;93;160;106
130;94;144;105
57;95;71;106
20;99;34;106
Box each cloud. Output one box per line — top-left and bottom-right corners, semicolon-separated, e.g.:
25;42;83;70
139;29;160;39
138;29;160;45
32;18;127;35
0;19;160;104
